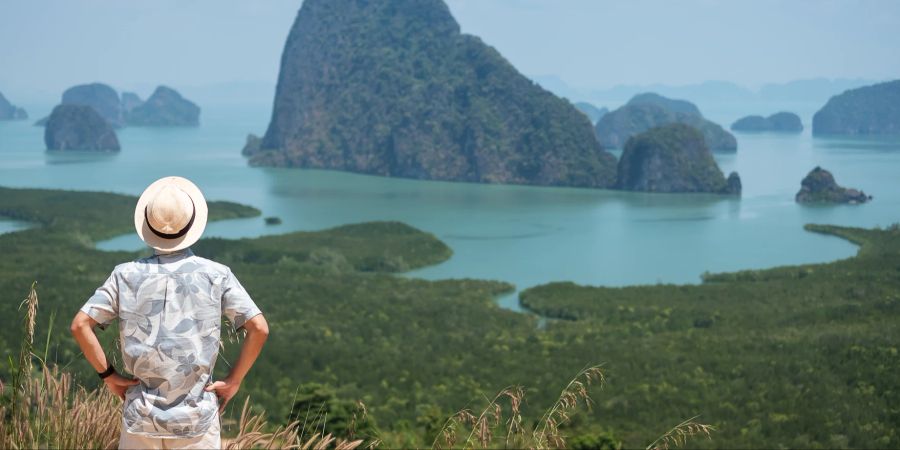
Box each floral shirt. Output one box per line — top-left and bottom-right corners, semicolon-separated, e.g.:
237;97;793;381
80;248;262;438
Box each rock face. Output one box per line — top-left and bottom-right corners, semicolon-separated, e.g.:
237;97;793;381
574;102;608;124
594;93;737;151
44;104;120;151
812;80;900;136
795;167;870;204
731;112;803;132
61;83;123;126
0;92;28;120
125;86;199;126
616;123;740;195
120;92;144;114
249;0;617;188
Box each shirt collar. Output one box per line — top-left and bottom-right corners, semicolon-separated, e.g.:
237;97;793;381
153;247;194;259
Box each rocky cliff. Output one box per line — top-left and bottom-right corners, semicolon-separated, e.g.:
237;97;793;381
795;167;870;204
594;93;737;151
247;0;617;188
615;123;740;194
812;80;900;136
44;104;120;151
0;92;28;120
731;112;803;133
125;86;199;126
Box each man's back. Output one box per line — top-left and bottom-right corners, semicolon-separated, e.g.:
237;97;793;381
82;249;261;438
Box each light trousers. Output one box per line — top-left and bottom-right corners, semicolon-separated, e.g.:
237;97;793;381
118;416;221;449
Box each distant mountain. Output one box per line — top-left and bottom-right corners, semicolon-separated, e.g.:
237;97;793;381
59;83;123;127
0;91;28;120
573;102;608;124
812;80;900;136
44;104;120;151
247;0;617;188
594;93;737;151
616;123;740;194
731;112;802;133
628;92;701;116
36;84;200;128
120;92;144;114
125;86;200;127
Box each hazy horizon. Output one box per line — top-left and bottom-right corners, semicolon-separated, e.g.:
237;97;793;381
1;0;898;102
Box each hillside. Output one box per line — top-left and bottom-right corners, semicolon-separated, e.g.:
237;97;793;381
594;93;737;151
813;80;900;135
246;0;617;188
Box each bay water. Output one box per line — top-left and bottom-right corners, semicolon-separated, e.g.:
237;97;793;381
1;100;898;311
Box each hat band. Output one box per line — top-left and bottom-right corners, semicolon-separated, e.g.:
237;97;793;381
144;198;196;240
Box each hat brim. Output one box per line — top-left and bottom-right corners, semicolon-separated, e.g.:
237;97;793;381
134;176;208;253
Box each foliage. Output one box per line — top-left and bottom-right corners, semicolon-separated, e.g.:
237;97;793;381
520;224;900;448
2;186;897;447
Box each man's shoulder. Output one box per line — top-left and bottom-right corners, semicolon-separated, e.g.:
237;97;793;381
111;255;233;277
189;255;233;275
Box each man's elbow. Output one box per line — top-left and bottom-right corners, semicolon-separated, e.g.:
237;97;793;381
245;315;269;340
69;312;94;337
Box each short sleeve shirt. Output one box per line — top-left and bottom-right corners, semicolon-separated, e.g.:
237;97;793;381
79;248;262;438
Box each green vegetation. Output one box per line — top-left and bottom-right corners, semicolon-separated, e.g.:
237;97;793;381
1;186;897;448
521;223;900;448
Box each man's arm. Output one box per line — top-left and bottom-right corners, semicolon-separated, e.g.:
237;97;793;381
205;314;269;413
70;311;138;400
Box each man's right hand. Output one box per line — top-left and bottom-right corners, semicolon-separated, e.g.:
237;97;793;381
104;373;139;400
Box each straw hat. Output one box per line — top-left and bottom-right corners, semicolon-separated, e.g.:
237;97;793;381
134;176;208;253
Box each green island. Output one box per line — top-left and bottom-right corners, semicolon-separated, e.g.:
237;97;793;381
1;186;898;448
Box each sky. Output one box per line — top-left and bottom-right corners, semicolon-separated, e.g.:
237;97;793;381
1;0;898;100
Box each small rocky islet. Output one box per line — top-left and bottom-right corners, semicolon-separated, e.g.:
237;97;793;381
44;104;120;152
731;112;803;133
0;91;28;120
594;93;737;152
615;123;741;195
795;167;870;204
126;86;200;127
813;79;900;136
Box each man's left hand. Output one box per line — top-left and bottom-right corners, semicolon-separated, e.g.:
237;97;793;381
205;377;241;413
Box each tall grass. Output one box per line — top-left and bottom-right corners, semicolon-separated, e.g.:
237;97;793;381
432;365;714;449
0;284;366;450
1;283;711;449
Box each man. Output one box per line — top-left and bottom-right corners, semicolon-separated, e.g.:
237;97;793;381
70;176;269;449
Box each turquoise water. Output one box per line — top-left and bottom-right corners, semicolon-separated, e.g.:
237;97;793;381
1;102;898;306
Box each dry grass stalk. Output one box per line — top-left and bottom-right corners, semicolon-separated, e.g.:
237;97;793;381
645;416;715;450
225;396;365;450
11;282;39;417
0;365;121;449
532;365;606;449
